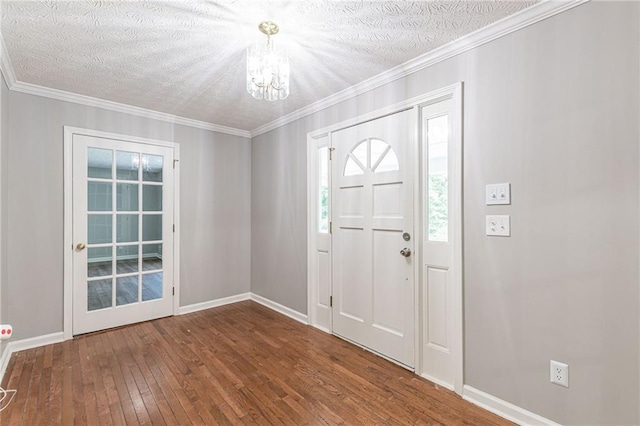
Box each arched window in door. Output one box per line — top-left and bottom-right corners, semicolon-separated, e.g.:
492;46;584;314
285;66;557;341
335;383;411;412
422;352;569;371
343;138;399;176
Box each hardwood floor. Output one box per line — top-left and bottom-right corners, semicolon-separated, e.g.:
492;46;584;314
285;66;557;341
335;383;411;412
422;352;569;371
0;301;513;425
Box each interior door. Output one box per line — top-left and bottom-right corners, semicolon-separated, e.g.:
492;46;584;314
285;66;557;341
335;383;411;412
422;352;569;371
72;134;175;335
331;110;415;368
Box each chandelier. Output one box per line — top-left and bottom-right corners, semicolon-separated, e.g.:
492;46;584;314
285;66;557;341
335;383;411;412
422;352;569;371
246;21;290;101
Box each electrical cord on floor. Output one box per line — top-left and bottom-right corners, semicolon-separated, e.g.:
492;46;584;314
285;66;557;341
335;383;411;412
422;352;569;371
0;387;16;411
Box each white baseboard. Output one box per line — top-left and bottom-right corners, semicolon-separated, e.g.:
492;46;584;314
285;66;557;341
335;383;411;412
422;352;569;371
463;385;561;426
179;292;308;325
250;293;308;325
178;292;251;315
0;332;65;383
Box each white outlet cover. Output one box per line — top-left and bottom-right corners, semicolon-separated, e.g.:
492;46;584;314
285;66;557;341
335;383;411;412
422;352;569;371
486;215;511;236
550;360;569;388
486;183;511;205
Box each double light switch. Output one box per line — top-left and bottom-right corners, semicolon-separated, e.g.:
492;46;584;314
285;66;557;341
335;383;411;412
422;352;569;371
486;183;511;237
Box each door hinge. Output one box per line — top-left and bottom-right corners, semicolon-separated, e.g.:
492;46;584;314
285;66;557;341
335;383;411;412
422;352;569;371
329;222;333;234
173;159;179;169
173;224;175;232
329;147;335;160
172;287;175;296
330;296;333;307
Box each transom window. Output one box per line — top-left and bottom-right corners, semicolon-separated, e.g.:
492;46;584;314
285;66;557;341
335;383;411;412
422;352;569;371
344;138;399;176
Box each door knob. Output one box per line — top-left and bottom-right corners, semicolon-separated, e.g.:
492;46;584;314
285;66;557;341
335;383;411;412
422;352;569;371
76;243;86;251
400;248;411;257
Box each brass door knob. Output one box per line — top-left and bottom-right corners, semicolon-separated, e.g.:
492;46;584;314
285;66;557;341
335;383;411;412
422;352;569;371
76;243;86;251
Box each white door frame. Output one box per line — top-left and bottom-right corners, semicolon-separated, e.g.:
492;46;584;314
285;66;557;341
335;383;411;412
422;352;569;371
306;82;463;395
63;126;181;340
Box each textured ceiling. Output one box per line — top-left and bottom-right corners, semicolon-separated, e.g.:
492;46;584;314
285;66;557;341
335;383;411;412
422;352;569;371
1;1;538;132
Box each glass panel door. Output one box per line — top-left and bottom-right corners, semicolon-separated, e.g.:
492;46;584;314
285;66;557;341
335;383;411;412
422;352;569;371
74;135;174;335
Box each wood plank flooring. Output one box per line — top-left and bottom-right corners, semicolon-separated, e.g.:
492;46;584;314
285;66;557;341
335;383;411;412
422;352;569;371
0;301;513;425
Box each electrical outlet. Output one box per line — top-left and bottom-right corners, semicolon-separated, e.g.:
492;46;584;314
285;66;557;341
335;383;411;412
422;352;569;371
550;360;569;387
0;324;12;340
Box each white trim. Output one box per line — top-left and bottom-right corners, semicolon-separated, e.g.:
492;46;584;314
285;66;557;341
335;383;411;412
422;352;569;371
250;293;308;325
9;81;250;138
411;104;422;387
88;253;161;264
0;332;65;382
63;126;181;339
308;83;460;140
250;0;588;137
0;35;17;89
178;293;251;315
463;385;562;426
63;127;74;340
173;145;181;316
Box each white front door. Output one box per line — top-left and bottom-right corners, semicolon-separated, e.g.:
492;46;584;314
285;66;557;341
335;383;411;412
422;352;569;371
331;110;415;368
72;134;175;335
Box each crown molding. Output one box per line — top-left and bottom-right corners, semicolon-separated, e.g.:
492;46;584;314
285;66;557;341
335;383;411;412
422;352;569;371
0;31;17;89
8;80;251;138
0;33;250;139
0;0;587;140
249;0;589;137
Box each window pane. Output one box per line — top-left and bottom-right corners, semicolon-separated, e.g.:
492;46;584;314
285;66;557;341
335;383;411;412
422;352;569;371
142;154;163;182
117;183;139;211
370;139;389;168
143;185;162;211
88;182;112;211
318;147;329;233
88;247;112;278
352;141;368;168
143;244;163;271
143;215;162;241
374;149;399;173
88;214;112;244
344;156;364;176
116;245;139;274
427;115;449;242
88;148;112;179
116;151;139;180
142;273;163;301
88;279;112;311
116;214;139;243
116;276;138;306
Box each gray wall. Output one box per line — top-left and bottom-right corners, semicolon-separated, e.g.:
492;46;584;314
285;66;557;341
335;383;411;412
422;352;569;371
3;89;251;340
251;2;639;424
0;73;8;357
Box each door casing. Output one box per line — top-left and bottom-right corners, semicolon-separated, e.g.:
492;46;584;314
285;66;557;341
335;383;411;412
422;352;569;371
306;82;464;394
63;126;181;340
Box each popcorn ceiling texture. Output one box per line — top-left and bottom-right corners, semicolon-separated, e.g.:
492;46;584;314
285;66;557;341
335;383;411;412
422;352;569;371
1;1;537;131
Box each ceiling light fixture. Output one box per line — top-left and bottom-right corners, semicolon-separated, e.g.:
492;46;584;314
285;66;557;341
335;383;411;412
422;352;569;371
246;21;290;101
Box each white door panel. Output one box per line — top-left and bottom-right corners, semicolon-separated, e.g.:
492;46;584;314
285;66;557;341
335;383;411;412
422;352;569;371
332;110;415;368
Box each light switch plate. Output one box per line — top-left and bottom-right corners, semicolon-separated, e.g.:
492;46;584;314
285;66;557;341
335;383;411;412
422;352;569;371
486;215;510;236
486;183;511;205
